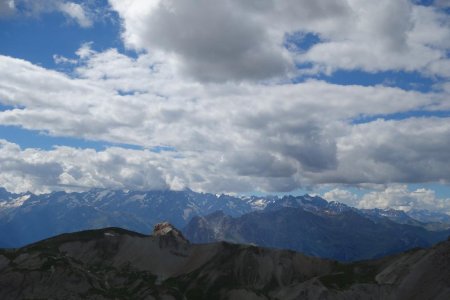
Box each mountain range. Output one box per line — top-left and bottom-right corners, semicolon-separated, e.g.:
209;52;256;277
0;223;449;299
1;188;449;261
184;208;449;261
0;188;253;247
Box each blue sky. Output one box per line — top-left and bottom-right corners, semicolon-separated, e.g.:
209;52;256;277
0;3;119;67
0;0;450;213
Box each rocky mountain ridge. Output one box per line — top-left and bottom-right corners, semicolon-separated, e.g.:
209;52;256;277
1;187;449;252
184;208;450;261
0;188;254;247
0;224;449;299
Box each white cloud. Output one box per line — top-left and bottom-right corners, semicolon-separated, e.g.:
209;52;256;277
1;1;450;206
323;188;359;206
0;49;450;195
0;49;443;146
358;184;450;214
109;0;296;82
58;2;93;28
0;139;169;194
1;0;95;27
0;139;300;194
299;1;450;77
53;54;77;65
75;42;96;59
323;185;450;214
109;0;450;81
314;118;450;185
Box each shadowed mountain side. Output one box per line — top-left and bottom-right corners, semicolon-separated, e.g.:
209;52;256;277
183;209;450;261
0;225;449;300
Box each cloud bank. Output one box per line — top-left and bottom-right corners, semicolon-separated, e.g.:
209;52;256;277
0;0;449;207
0;47;449;194
324;185;450;214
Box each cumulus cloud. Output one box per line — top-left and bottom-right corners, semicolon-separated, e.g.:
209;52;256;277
109;0;450;81
301;2;450;77
358;184;450;214
1;1;450;206
323;188;359;207
315;118;450;185
323;185;450;214
0;139;303;194
109;0;296;82
0;140;169;194
1;49;450;194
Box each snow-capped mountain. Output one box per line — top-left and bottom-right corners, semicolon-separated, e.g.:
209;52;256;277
1;187;449;250
0;188;257;247
0;188;22;209
241;195;278;211
264;194;355;216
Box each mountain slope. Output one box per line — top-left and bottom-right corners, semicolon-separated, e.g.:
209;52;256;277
184;208;450;261
0;225;449;300
406;209;450;230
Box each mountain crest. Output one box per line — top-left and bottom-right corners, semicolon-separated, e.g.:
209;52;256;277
153;222;189;248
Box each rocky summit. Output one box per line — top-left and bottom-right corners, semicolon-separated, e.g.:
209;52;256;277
153;222;189;250
0;226;449;300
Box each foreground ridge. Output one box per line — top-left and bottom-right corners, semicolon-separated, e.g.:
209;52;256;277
0;226;449;299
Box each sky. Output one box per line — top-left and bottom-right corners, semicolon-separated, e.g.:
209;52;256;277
0;0;450;213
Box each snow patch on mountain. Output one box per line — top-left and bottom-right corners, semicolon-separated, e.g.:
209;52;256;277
0;194;30;209
183;208;193;220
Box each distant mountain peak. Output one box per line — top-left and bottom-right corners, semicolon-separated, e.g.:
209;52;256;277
0;187;18;200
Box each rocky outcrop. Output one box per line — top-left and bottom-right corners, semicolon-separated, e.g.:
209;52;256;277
153;221;189;251
153;222;188;242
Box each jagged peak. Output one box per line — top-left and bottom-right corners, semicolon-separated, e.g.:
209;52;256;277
153;222;189;244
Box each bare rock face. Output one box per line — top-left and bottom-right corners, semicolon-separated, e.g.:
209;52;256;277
153;222;189;249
